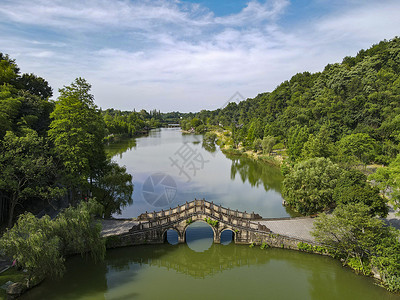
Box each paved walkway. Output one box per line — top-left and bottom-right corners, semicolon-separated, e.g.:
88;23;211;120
384;204;400;230
259;218;316;242
101;219;138;237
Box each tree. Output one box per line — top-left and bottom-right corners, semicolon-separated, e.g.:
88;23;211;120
0;213;65;286
287;125;309;161
0;130;64;227
312;203;395;276
92;161;133;218
17;73;53;99
282;157;343;215
52;199;105;261
252;138;262;152
261;136;276;155
337;133;376;164
48;78;106;188
0;199;105;285
370;153;400;210
0;53;20;86
246;121;256;145
301;126;335;159
333;169;388;217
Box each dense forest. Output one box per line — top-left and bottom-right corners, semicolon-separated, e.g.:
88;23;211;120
183;37;400;164
183;37;400;290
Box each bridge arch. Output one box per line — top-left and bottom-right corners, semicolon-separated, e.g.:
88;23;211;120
220;227;236;244
162;227;183;244
183;219;217;243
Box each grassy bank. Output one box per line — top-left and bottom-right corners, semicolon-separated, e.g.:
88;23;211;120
211;129;284;167
0;268;27;299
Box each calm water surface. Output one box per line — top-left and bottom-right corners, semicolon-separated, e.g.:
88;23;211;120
22;128;400;299
107;128;293;218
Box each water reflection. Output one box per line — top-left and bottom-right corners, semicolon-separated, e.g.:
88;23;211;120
165;229;178;245
185;222;213;252
227;154;282;192
21;245;400;300
105;128;292;218
105;138;137;158
220;229;234;245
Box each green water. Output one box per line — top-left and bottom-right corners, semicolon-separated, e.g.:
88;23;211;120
22;240;399;300
21;128;400;299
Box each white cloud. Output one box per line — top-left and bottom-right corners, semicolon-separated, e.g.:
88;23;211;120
0;0;399;112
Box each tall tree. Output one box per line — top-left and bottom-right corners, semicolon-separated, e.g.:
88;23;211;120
17;73;53;99
287;125;309;161
48;78;106;189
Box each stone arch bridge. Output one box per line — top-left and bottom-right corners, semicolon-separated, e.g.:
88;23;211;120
129;199;270;244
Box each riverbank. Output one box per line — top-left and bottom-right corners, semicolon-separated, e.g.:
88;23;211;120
209;129;284;167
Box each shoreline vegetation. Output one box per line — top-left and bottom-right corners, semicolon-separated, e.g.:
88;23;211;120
3;38;400;297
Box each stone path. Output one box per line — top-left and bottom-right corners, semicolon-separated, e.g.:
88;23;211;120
259;218;316;242
101;219;138;237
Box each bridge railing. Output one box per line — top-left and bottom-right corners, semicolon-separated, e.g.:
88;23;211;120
138;199;262;221
132;209;268;233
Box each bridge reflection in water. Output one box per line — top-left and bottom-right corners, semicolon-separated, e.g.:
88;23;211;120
166;222;234;252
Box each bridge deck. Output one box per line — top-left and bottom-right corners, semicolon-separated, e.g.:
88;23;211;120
101;219;138;237
259;218;315;242
101;217;316;242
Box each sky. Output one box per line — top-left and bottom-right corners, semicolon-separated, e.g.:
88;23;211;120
0;0;399;112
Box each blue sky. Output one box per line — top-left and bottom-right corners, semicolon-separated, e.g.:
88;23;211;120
1;0;399;112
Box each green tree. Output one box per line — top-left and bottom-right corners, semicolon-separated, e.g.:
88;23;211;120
337;133;376;164
191;118;202;128
0;213;65;286
0;53;20;86
333;169;388;217
0;84;22;137
17;73;53;99
370;154;400;209
252;138;263;152
287;125;309;161
0;199;105;285
52;199;105;260
312;203;395;276
282;157;343;215
301;126;335;159
92;161;133;218
261;136;276;155
48;78;106;189
246;121;256;145
0;130;64;227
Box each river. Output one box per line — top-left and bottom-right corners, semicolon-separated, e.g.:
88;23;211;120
21;128;400;299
